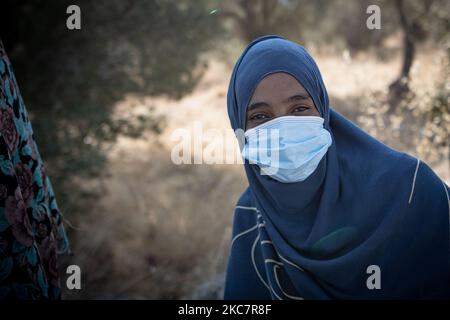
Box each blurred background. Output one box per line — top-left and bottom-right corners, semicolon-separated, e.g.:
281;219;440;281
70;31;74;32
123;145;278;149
0;0;449;299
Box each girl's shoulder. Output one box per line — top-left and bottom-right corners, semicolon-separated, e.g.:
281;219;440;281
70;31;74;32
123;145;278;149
406;156;449;209
236;187;253;207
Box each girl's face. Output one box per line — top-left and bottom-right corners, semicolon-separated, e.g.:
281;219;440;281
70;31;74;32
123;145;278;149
245;72;320;130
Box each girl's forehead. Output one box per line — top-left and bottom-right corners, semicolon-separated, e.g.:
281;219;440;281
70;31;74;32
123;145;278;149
251;73;308;98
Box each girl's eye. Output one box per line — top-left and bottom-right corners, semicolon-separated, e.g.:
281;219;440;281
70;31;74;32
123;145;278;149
292;106;308;113
250;113;270;120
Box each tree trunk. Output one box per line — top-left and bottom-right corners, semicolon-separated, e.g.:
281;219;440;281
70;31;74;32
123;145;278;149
388;0;415;111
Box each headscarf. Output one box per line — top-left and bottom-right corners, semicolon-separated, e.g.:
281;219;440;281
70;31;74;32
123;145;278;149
225;35;450;299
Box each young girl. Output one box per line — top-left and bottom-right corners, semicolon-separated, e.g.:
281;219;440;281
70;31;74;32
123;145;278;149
224;35;450;299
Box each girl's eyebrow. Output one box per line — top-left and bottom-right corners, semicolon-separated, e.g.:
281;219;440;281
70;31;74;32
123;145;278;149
248;92;310;112
247;101;270;112
285;93;310;103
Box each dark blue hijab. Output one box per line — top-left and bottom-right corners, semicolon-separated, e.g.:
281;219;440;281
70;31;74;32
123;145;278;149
225;35;450;299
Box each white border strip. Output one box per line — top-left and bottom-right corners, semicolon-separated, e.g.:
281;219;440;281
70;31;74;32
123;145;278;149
273;265;304;300
230;223;258;249
442;181;450;250
235;206;259;212
251;235;278;298
408;158;421;204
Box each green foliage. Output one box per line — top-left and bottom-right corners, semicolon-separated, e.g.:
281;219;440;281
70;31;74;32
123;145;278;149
0;0;223;215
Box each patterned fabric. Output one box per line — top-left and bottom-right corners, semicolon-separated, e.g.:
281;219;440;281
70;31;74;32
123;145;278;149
0;40;70;300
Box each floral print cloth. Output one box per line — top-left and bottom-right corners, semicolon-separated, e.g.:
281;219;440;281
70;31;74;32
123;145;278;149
0;40;70;300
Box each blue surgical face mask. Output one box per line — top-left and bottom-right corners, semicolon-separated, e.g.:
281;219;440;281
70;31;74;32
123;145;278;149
242;116;332;183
